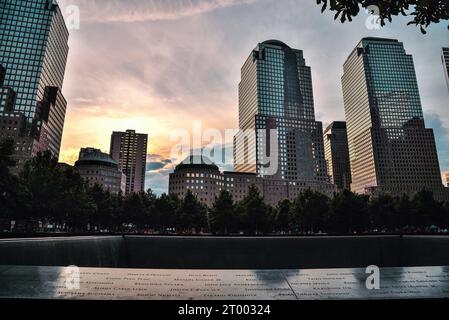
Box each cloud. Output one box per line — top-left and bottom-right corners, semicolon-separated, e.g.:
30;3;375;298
144;145;234;195
145;154;175;195
146;154;173;171
60;0;255;23
145;169;172;195
59;0;449;194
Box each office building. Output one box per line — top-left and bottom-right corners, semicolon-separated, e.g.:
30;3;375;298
0;111;39;173
234;40;331;192
442;48;449;90
342;38;447;200
169;155;335;207
323;121;352;191
75;148;126;194
110;130;148;194
0;0;69;160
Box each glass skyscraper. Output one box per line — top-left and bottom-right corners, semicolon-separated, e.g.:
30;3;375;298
342;38;446;199
0;0;69;159
442;47;449;90
234;40;329;186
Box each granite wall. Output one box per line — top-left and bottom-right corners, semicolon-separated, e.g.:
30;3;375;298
0;235;448;269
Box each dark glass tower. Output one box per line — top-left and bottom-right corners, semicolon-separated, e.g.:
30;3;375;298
234;40;328;185
0;0;69;159
323;122;352;191
342;38;446;200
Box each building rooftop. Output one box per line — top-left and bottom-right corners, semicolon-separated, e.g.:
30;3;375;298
361;37;399;43
324;121;347;133
75;148;118;168
261;40;290;49
175;155;219;172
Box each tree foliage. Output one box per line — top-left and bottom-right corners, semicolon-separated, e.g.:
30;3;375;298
317;0;449;33
1;139;448;235
209;190;239;235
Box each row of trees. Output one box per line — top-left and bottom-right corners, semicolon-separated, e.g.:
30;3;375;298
1;139;449;235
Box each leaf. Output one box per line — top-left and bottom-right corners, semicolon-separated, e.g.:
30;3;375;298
321;0;327;13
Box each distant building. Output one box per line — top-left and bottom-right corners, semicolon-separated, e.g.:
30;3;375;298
342;38;447;201
233;40;333;195
75;148;126;194
0;111;39;173
0;1;69;161
0;86;16;112
169;155;335;207
442;48;449;90
110;130;148;194
323;122;351;191
445;171;449;187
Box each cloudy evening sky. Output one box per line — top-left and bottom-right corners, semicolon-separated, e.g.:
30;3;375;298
57;0;449;195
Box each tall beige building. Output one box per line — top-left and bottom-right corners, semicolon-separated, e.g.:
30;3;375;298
442;48;449;90
110;130;148;194
342;38;447;201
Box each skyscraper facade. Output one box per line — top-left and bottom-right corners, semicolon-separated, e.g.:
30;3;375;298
234;40;329;188
323;121;351;191
110;130;148;194
0;64;16;112
342;38;446;200
0;0;69;159
442;47;449;90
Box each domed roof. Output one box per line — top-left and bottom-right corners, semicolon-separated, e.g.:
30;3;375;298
262;40;290;49
175;155;219;172
75;150;118;168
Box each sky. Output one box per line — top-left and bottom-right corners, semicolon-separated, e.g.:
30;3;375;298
57;0;449;195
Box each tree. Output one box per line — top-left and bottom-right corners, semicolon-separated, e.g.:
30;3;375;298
0;139;21;221
274;199;293;233
19;151;95;231
237;185;271;234
154;193;180;233
291;189;329;234
411;189;444;230
59;166;96;232
89;184;114;231
209;190;238;235
317;0;449;33
328;190;370;234
369;194;397;231
177;190;208;233
394;194;413;230
122;190;157;231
